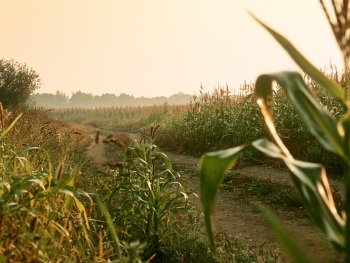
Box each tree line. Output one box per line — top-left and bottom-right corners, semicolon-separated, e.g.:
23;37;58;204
30;91;192;108
0;58;191;109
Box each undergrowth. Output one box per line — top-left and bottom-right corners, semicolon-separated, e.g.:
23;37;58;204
0;107;285;262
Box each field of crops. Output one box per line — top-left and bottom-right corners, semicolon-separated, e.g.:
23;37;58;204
1;104;291;262
0;66;346;262
51;70;344;172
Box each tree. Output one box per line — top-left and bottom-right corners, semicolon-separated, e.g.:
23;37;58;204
30;91;69;108
0;59;41;109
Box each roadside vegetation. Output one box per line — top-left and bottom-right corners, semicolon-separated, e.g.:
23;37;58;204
200;2;350;263
0;106;288;262
1;63;344;263
51;68;344;174
1;1;348;261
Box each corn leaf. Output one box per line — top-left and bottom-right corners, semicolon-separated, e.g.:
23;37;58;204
74;198;90;229
252;138;345;251
255;72;346;161
2;113;22;137
28;178;45;190
96;197;121;258
50;220;69;237
200;144;246;249
261;207;317;263
250;12;346;103
251;138;284;159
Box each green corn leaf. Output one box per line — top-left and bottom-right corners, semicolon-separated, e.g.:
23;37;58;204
96;196;121;258
250;12;346;104
252;139;345;251
255;72;346;161
261;207;317;263
200;144;247;249
251;138;284;159
286;159;345;251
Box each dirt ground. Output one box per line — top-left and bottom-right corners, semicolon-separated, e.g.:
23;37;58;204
89;131;345;262
164;150;344;263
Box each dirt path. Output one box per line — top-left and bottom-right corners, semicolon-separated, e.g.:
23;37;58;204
163;151;344;263
88;130;344;262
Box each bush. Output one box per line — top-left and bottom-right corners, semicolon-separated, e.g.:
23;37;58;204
0;59;41;109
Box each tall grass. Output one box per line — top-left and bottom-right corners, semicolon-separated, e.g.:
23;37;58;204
0;107;98;261
2;107;240;262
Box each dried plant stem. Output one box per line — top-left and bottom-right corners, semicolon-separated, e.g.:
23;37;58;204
320;0;350;108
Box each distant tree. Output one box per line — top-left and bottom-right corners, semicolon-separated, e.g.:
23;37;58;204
0;59;41;109
69;91;98;107
116;93;135;106
100;93;118;107
30;91;69;108
168;92;191;105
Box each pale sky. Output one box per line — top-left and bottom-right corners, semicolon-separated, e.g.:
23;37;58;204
0;0;343;98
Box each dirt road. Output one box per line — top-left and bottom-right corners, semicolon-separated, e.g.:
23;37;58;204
89;130;344;262
164;151;344;263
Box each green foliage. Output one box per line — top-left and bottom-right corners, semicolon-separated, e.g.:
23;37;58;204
0;59;41;109
200;4;350;263
0;104;282;262
51;104;189;133
157;84;267;156
0;107;161;262
102;134;200;261
0;112;94;261
50;79;344;171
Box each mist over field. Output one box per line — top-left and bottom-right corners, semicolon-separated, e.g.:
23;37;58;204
30;91;192;108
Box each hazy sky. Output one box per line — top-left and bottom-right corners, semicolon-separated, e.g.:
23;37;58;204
0;1;343;98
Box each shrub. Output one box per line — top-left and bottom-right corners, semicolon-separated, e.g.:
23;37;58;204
0;59;41;109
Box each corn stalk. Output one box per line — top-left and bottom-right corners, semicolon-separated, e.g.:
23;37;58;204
200;2;350;262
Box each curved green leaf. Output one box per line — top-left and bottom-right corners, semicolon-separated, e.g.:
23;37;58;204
252;139;345;251
250;12;346;104
96;196;121;258
252;138;284;159
200;144;247;249
285;159;345;251
261;207;317;263
255;72;346;160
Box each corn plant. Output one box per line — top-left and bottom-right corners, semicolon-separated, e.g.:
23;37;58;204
0;107;145;262
103;128;199;261
200;2;350;263
0;110;99;261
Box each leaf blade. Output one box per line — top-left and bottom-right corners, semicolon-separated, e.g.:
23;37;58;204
255;72;346;160
250;12;346;103
200;144;246;249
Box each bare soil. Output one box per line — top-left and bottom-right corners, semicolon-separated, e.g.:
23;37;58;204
89;131;345;262
164;150;344;263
